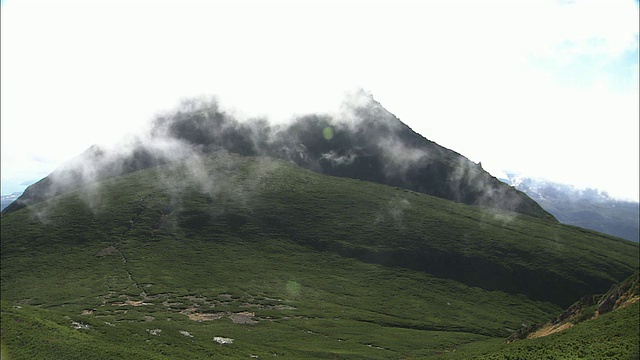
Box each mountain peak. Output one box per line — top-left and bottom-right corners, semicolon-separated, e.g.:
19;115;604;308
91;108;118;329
3;94;555;221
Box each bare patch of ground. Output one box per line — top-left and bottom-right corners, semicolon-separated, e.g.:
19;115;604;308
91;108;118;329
180;308;258;324
230;311;258;324
617;294;638;309
181;308;226;321
116;300;153;306
96;246;119;257
527;322;574;339
103;292;293;325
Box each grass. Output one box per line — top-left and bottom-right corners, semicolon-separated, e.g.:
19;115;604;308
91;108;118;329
1;152;638;359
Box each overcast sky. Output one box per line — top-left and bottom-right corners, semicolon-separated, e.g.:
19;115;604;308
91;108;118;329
2;0;639;201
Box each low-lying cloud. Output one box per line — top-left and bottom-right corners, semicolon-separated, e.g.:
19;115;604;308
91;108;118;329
4;90;549;222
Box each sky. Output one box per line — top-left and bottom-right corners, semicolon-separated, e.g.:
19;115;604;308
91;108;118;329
1;0;639;201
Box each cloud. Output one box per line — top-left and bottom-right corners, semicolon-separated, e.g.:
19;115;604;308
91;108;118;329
375;196;412;229
377;137;429;176
1;0;638;202
320;150;357;167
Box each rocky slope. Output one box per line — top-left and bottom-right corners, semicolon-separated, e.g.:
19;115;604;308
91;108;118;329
508;269;639;342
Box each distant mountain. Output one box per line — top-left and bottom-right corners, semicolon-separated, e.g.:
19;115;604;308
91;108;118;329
1;192;22;211
500;174;639;242
3;92;554;221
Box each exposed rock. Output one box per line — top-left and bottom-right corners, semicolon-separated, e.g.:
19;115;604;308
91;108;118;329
597;271;639;315
71;321;91;330
508;270;639;343
597;285;622;315
213;336;234;345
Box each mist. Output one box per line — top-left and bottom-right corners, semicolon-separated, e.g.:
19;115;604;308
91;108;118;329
2;90;551;222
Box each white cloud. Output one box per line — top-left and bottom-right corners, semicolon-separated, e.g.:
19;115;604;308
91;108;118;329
1;0;638;200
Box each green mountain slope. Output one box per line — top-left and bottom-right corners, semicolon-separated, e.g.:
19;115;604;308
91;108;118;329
1;152;637;359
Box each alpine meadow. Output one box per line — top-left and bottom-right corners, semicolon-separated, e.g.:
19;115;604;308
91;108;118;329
1;95;638;359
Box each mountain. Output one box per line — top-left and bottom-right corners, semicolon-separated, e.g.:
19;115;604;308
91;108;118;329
2;92;554;222
501;174;639;242
1;151;638;359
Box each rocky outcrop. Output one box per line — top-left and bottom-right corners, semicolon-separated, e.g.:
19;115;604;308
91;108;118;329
508;270;639;343
597;271;639;315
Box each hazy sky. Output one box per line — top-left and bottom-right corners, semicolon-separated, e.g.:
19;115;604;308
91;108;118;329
2;0;639;200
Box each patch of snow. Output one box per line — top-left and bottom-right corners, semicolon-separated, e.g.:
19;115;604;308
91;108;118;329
179;330;193;338
146;328;162;336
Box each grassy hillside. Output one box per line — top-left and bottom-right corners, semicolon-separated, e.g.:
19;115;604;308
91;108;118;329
1;152;638;359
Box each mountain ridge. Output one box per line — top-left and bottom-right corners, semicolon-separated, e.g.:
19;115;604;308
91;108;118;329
2;92;555;222
501;173;639;242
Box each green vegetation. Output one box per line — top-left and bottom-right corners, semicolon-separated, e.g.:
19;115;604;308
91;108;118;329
1;152;638;359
